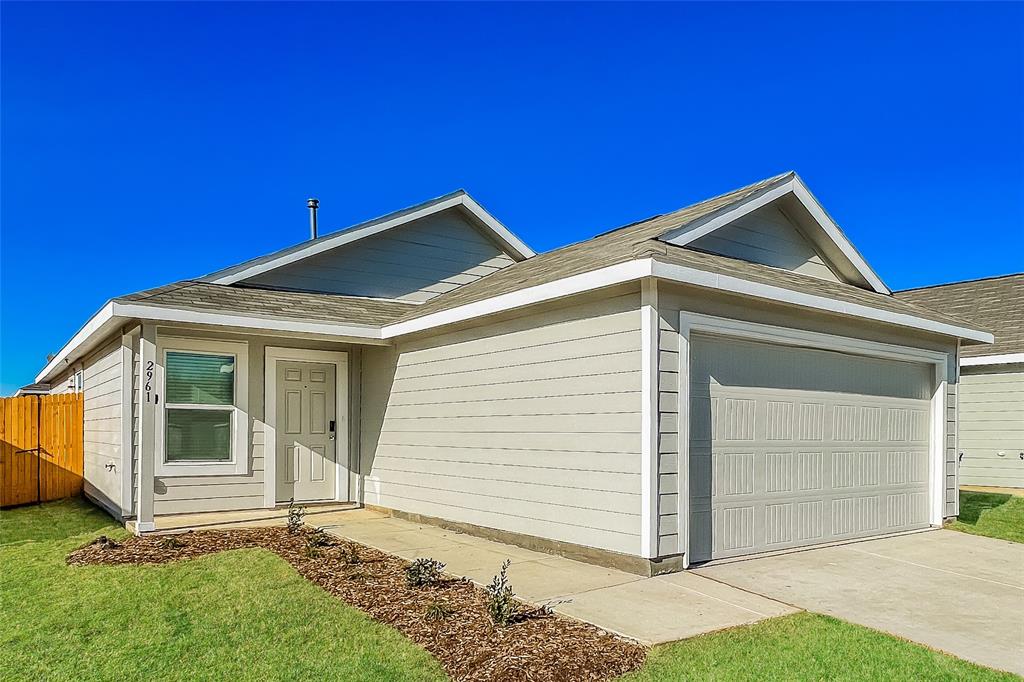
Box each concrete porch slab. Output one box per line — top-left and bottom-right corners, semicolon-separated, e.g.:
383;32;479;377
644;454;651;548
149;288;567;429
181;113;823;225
129;502;359;533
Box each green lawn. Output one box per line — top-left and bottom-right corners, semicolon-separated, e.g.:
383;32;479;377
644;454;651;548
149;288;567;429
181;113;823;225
947;491;1024;543
1;499;1015;682
625;612;1015;682
0;498;446;682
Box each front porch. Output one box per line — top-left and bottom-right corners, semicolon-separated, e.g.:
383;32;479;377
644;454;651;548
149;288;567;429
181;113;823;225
126;501;358;533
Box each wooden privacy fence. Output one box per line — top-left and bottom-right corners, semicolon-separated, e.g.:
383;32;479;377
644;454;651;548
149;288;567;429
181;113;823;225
0;394;83;507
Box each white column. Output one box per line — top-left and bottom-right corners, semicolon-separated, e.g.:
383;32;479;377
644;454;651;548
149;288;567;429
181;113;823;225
640;278;660;559
135;324;157;533
118;329;137;519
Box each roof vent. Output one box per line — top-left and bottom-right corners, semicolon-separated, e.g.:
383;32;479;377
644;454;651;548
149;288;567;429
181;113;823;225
307;198;319;240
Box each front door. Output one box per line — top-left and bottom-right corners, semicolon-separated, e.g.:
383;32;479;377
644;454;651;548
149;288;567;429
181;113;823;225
276;360;337;502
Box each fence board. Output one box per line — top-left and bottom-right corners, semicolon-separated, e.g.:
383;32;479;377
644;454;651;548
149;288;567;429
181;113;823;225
1;394;84;507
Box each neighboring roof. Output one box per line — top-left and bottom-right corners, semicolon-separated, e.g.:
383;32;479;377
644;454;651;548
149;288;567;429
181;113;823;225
120;280;413;327
15;382;50;396
657;172;891;294
896;274;1023;359
202;190;535;285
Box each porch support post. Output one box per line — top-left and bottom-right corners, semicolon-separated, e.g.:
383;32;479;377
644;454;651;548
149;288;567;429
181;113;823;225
118;328;138;519
136;323;157;533
640;277;660;559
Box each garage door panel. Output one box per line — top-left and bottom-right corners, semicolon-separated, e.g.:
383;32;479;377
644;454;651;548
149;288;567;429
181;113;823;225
691;335;933;563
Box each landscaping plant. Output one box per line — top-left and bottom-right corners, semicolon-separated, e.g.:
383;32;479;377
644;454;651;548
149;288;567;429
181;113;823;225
286;498;306;534
423;600;454;622
485;559;519;626
406;557;446;588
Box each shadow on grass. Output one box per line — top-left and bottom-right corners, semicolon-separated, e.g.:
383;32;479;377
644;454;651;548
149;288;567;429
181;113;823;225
0;497;118;546
956;492;1012;526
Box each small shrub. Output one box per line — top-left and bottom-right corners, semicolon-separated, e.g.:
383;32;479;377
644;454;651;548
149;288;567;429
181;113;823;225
424;600;454;622
158;535;182;550
286;498;306;534
342;543;361;564
90;535;119;550
406;557;446;588
304;545;323;559
307;526;332;547
485;559;519;626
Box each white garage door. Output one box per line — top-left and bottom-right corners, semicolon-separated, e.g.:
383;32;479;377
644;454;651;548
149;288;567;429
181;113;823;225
689;335;934;562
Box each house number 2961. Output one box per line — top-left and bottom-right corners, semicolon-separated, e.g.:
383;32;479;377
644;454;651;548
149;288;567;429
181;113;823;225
145;360;158;404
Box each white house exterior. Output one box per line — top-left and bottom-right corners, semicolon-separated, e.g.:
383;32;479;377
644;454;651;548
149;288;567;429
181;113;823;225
37;173;992;574
898;274;1023;490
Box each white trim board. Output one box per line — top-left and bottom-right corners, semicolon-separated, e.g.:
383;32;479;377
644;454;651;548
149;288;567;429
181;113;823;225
674;312;950;568
38;258;992;386
639;278;660;559
381;259;993;344
960;353;1024;367
204;191;535;286
658;174;891;295
263;347;350;508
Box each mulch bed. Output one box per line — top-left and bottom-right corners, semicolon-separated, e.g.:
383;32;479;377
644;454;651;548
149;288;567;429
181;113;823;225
67;526;647;681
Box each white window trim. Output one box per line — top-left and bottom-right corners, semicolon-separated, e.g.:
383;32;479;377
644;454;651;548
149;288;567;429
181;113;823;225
263;347;350;508
154;337;250;477
675;311;949;569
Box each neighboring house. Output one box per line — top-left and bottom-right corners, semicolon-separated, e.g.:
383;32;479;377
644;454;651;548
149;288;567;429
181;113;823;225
14;382;51;396
35;172;993;574
897;275;1023;490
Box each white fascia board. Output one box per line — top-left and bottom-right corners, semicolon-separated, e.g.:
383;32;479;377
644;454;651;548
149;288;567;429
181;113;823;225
649;260;993;344
35;301;120;383
960;353;1024;367
35;300;386;383
208;193;533;286
382;260;654;337
381;257;993;343
112;302;385;341
658;176;891;296
460;194;536;259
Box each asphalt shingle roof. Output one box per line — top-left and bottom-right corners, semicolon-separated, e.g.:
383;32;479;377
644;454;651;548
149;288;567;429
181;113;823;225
119;281;414;327
896;274;1023;357
114;173;989;341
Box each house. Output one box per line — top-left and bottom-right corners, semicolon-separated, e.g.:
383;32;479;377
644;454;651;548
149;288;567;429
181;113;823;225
35;172;993;574
14;382;51;396
897;274;1023;490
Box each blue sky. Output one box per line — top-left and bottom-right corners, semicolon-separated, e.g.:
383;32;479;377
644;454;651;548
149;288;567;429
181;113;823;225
2;2;1022;394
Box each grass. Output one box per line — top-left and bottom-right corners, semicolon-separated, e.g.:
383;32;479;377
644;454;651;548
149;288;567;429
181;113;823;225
1;498;1015;682
946;491;1024;543
622;612;1016;682
0;498;446;682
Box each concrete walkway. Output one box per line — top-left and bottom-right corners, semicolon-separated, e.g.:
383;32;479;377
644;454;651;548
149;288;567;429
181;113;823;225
697;530;1024;676
313;509;797;644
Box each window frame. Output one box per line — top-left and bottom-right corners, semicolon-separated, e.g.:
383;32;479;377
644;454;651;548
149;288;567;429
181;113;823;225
154;337;250;477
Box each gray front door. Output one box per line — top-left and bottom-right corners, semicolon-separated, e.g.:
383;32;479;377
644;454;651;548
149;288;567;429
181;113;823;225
276;360;337;502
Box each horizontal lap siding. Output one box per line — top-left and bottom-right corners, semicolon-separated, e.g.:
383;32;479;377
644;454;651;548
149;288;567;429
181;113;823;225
957;367;1024;489
83;339;122;515
244;212;515;302
688;204;841;283
363;293;644;555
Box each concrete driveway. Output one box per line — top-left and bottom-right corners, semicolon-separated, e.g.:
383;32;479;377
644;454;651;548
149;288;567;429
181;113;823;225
696;530;1024;676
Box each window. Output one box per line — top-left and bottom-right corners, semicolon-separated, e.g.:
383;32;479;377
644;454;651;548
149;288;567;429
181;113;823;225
155;338;249;476
165;352;235;462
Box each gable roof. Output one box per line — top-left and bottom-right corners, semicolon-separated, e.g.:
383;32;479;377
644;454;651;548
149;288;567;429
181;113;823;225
35;173;993;384
896;274;1023;360
658;172;890;294
202;190;534;286
384;175;987;341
